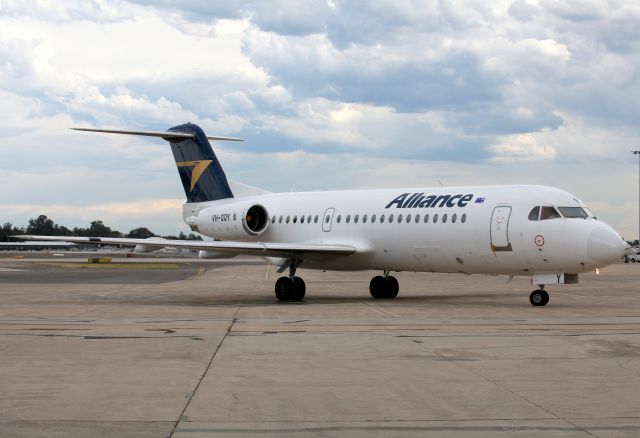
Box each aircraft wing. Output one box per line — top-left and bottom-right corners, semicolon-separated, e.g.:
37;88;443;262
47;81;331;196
16;235;356;260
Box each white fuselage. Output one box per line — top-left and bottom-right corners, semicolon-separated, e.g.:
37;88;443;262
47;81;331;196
186;185;625;276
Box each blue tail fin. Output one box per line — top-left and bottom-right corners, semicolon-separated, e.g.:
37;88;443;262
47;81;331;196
167;123;234;203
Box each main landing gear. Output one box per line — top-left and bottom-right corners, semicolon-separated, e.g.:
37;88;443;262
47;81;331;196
369;271;399;299
275;259;305;301
529;286;549;306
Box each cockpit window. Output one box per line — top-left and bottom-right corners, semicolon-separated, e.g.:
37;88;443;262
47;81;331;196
540;206;561;220
528;206;540;221
558;206;588;218
583;207;596;219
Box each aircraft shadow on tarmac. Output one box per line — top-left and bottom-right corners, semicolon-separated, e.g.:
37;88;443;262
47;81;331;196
81;292;526;307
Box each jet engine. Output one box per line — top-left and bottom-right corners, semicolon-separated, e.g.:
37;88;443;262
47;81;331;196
193;202;270;240
198;250;237;259
133;236;167;253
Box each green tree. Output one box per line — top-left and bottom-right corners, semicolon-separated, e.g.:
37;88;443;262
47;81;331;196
25;215;73;236
73;220;122;237
0;222;24;241
26;215;56;235
88;220;122;237
127;227;155;239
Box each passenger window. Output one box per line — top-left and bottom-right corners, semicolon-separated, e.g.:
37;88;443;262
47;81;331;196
415;214;420;223
279;216;283;224
324;215;329;223
461;213;467;223
380;214;385;223
233;213;237;221
286;215;290;223
397;214;403;223
363;214;367;223
452;213;457;223
406;214;411;223
433;214;439;223
442;214;448;223
540;206;561;220
388;214;394;223
293;215;298;223
528;206;540;221
354;214;359;223
424;214;429;223
307;215;312;223
336;214;342;223
372;214;377;223
300;215;305;223
346;214;351;223
272;216;276;224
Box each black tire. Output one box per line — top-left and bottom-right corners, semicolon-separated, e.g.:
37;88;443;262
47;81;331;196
291;277;306;301
540;290;549;306
369;276;386;298
529;289;549;306
275;277;292;301
386;276;399;298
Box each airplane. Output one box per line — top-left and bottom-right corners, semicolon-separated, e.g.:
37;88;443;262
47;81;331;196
18;123;627;306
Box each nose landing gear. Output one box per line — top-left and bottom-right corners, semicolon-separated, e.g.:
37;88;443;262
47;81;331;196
529;286;549;306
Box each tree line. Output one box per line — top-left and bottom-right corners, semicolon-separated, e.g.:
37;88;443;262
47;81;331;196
1;215;202;242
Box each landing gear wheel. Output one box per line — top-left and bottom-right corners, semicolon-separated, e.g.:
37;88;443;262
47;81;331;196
275;277;292;301
369;276;387;298
369;275;399;299
275;276;305;301
386;276;399;298
291;277;306;301
529;289;549;306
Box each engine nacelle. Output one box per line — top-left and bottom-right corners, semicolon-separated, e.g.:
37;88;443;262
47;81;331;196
133;236;167;253
195;202;270;240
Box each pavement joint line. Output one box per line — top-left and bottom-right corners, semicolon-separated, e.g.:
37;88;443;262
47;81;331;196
172;416;640;422
169;317;237;438
173;425;640;434
422;341;600;437
169;271;251;438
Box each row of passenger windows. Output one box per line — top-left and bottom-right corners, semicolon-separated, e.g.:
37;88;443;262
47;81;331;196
271;212;467;225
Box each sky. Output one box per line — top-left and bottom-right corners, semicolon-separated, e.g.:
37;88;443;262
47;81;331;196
0;0;639;238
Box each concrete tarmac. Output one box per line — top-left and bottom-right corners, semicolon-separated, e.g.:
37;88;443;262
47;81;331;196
1;256;639;437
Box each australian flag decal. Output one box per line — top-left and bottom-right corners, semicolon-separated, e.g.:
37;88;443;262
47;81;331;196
475;197;485;203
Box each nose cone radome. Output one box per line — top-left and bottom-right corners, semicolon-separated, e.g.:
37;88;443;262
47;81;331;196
587;223;625;265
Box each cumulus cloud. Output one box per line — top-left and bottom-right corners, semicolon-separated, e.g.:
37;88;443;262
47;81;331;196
487;133;557;162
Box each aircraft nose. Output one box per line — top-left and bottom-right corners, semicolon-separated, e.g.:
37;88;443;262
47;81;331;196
587;222;625;265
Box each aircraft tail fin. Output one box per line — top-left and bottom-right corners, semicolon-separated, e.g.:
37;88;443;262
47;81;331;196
72;123;242;203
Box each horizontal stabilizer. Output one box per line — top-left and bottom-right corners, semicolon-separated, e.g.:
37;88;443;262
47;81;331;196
71;127;243;142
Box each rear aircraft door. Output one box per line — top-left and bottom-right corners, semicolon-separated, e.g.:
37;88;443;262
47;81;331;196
322;208;335;232
490;205;512;251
